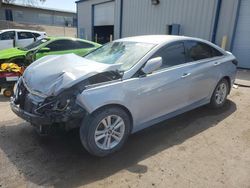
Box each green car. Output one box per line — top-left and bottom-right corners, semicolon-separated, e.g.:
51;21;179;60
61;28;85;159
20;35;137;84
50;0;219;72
0;37;101;65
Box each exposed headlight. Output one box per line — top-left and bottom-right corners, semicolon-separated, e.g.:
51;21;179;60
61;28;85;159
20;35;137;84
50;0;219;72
53;99;71;111
34;79;89;114
35;90;76;114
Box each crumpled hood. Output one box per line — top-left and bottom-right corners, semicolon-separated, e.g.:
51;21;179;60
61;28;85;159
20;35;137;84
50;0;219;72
0;47;27;60
23;53;121;97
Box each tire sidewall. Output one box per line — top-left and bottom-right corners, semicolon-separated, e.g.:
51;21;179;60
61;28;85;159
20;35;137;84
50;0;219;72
3;89;13;97
80;107;131;157
210;79;229;108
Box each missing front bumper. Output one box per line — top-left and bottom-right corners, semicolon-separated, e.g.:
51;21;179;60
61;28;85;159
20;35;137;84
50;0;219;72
10;97;87;132
10;100;52;125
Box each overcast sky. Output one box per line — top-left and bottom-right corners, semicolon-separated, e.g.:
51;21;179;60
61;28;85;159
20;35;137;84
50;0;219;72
14;0;77;12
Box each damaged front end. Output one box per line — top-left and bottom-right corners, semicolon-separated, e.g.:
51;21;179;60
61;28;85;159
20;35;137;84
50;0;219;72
10;70;122;134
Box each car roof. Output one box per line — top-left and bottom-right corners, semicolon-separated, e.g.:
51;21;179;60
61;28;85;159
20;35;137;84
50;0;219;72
45;37;101;45
116;35;226;57
48;36;82;40
0;29;46;34
115;35;205;45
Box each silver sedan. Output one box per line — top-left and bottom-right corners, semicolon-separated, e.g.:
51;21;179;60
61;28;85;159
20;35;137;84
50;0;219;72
11;35;237;156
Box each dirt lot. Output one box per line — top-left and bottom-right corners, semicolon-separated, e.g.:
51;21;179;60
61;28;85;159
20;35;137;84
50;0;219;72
0;87;250;188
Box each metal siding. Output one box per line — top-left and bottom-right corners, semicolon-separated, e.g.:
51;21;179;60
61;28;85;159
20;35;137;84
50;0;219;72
232;0;250;68
77;0;95;40
0;5;75;26
215;0;239;50
121;0;217;40
114;0;122;38
0;9;4;20
93;1;115;26
77;0;120;40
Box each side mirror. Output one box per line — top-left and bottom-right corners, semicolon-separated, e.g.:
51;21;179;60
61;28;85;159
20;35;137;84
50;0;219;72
38;47;50;53
141;57;162;74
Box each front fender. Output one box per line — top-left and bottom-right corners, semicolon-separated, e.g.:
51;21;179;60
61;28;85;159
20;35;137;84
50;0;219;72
76;81;131;114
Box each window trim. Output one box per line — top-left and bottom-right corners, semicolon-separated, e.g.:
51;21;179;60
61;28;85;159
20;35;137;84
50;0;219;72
134;40;226;77
145;55;224;77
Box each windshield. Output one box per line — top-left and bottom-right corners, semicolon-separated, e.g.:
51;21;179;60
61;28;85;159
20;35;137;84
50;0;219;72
21;38;50;51
84;41;155;71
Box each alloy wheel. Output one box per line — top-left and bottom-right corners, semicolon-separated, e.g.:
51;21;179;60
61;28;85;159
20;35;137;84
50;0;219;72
94;115;125;150
215;83;227;104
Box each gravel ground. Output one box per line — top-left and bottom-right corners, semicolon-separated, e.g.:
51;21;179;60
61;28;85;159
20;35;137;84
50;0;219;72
0;87;249;188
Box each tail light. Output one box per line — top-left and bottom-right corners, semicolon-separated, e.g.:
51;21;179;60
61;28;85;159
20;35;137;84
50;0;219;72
232;60;238;66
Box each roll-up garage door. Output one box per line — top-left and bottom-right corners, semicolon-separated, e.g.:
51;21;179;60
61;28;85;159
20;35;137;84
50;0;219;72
94;1;115;26
232;0;250;68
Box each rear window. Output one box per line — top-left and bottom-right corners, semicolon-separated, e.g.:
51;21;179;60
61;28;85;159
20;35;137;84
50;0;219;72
33;33;41;38
75;41;95;48
185;41;223;62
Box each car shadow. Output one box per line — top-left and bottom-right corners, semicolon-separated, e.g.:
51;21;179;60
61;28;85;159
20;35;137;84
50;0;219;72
0;100;237;187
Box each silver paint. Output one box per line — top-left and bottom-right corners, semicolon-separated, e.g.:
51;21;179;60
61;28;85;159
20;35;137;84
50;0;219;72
23;53;122;97
21;35;237;133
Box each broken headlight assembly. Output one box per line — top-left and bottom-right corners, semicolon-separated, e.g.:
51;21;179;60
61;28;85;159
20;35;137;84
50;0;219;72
35;84;86;115
34;70;122;115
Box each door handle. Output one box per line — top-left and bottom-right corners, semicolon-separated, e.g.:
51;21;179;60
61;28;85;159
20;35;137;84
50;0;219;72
181;73;191;78
214;62;220;66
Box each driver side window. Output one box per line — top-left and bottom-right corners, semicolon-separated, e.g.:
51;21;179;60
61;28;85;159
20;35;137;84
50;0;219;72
152;42;186;70
0;31;15;40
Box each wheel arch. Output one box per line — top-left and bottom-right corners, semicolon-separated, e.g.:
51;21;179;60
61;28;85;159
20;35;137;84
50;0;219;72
91;103;134;133
221;76;231;94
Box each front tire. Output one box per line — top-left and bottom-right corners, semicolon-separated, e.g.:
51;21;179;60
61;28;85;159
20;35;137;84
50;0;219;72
210;78;229;108
80;107;131;157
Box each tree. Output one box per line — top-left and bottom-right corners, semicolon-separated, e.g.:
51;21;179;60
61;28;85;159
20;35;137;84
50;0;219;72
3;0;46;6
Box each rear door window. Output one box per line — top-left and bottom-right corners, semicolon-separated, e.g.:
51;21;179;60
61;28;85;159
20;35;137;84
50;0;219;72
185;41;223;62
18;32;34;39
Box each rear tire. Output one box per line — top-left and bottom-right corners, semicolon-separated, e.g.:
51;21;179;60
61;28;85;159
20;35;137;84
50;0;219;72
3;88;14;97
80;107;131;157
209;79;229;108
